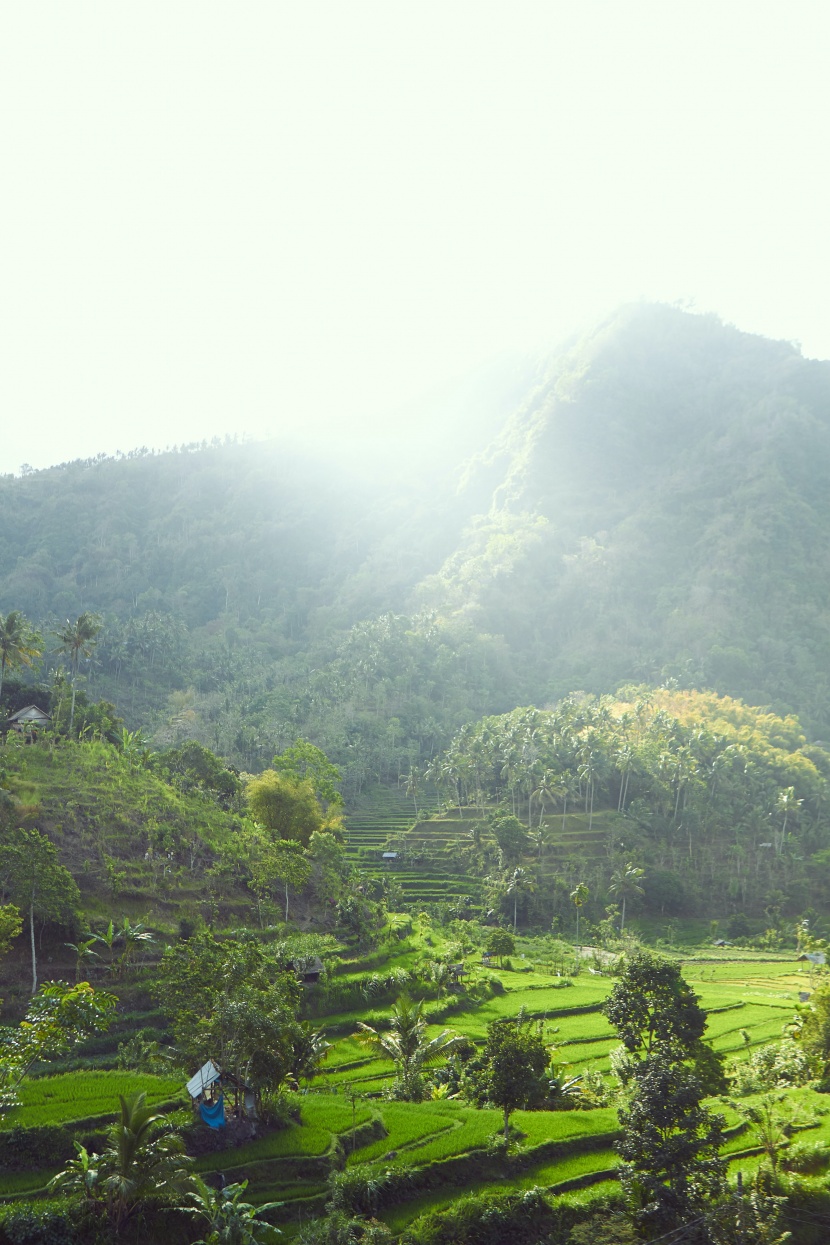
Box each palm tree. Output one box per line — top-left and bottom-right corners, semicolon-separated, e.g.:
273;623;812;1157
55;612;102;730
50;1092;192;1230
104;1092;193;1229
63;935;100;982
355;995;465;1101
570;882;589;948
775;786;802;856
506;866;535;933
117;917;154;975
289;1021;332;1087
0;611;41;706
608;863;645;932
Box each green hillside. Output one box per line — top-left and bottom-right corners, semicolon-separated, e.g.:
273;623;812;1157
4;305;830;795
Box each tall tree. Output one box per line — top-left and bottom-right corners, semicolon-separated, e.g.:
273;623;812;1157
0;827;80;993
570;882;589;948
603;952;725;1239
56;612;102;731
247;771;339;847
608;863;646;933
0;610;41;706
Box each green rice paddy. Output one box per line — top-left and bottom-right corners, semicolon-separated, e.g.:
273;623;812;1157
0;1070;185;1131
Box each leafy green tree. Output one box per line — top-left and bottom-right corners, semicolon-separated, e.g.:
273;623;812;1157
798;982;830;1069
0;981;116;1113
272;739;344;810
603;950;708;1057
0;611;41;706
488;812;528;867
570;882;589;947
153;740;241;806
616;1054;725;1241
55;612;102;731
608;863;645;933
248;837;312;923
0;903;22;962
289;1021;332;1087
152;930;301;1097
247;771;339;848
336;893;385;951
485;927;515;966
0;827;80;993
461;1017;548;1139
356;995;464;1101
604;951;725;1239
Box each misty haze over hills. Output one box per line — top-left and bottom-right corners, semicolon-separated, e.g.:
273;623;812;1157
2;303;829;783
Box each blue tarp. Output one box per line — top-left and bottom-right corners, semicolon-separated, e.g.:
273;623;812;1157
199;1094;226;1129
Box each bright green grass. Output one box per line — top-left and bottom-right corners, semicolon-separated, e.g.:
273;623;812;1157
0;1071;184;1130
379;1147;619;1232
348;1103;454;1165
194;1096;374;1172
0;1170;55;1197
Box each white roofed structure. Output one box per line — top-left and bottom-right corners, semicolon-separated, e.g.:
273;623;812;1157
186;1058;221;1099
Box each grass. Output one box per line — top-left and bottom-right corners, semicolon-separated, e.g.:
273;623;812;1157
0;1071;185;1130
194;1096;375;1173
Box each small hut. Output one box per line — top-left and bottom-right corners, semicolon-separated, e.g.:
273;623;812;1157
186;1058;256;1126
3;705;51;739
287;955;324;984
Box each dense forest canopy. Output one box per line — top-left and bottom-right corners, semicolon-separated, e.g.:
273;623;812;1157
3;303;830;790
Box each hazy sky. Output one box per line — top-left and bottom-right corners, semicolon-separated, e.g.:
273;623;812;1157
2;1;830;474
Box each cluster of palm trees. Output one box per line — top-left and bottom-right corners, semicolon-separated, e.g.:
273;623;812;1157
0;609;102;730
417;688;825;916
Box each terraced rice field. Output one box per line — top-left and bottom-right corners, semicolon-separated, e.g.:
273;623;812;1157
346;788;634;915
0;1070;184;1130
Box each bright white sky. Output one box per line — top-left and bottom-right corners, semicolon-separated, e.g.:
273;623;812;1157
2;0;830;474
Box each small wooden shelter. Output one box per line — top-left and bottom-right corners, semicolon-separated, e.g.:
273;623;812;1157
186;1058;257;1124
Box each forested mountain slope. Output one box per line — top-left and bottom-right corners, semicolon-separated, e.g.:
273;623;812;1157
3;304;830;786
424;305;830;730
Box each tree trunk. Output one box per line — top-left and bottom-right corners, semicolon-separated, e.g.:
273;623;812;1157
514;893;518;932
69;679;77;732
285;881;290;922
504;1105;510;1140
620;895;626;933
29;899;37;994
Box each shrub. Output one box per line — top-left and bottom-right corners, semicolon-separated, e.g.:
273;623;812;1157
328;1166;410;1216
780;1140;830;1174
730;1040;812;1096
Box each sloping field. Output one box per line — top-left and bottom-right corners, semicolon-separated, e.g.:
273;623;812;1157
0;1071;184;1131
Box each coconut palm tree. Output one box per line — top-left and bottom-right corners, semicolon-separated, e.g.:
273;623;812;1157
104;1092;193;1229
0;611;41;706
50;1092;192;1230
506;866;535;932
570;882;589;948
55;612;102;730
355;995;464;1101
608;863;646;932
